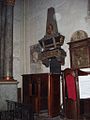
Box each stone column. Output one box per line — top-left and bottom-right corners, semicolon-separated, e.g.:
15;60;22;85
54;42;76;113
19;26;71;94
3;0;15;81
0;1;5;80
0;1;3;79
0;1;18;110
0;1;2;37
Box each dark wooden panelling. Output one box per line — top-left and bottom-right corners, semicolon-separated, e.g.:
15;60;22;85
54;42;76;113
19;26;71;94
22;73;60;117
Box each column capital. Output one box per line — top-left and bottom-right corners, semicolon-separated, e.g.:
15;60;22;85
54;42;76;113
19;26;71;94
4;0;15;6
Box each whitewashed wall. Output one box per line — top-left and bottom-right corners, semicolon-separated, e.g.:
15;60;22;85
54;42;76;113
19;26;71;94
24;0;90;73
13;0;24;87
13;0;90;87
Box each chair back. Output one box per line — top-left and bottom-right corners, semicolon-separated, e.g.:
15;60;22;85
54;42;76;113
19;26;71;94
63;68;78;119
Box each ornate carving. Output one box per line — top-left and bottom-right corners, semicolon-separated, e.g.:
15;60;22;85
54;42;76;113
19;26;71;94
5;0;15;6
71;30;88;42
68;38;90;69
38;48;66;65
71;47;89;68
38;7;66;70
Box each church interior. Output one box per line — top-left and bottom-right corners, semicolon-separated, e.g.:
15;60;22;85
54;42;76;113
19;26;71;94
0;0;90;120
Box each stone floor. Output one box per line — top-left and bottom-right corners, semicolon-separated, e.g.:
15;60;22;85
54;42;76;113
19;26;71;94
33;109;90;120
34;111;63;120
34;115;88;120
34;113;89;120
34;115;63;120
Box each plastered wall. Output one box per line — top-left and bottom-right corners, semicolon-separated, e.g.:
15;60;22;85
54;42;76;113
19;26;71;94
13;0;90;87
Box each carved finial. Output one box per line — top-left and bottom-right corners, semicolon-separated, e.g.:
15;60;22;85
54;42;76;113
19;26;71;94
4;0;15;6
46;7;58;35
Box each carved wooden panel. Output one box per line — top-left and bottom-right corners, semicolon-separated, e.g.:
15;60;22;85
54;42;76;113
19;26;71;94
68;38;90;69
71;47;89;68
22;73;60;117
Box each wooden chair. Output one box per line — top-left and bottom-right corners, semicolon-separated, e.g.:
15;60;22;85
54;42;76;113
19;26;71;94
62;68;79;120
62;68;90;120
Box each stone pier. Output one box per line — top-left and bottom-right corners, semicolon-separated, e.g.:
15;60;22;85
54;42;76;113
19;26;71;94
0;0;18;111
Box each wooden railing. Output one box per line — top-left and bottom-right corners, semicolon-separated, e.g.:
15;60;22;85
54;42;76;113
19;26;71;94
0;100;34;120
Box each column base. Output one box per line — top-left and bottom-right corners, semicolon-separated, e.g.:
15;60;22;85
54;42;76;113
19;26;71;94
0;80;18;111
3;76;14;81
0;79;18;84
